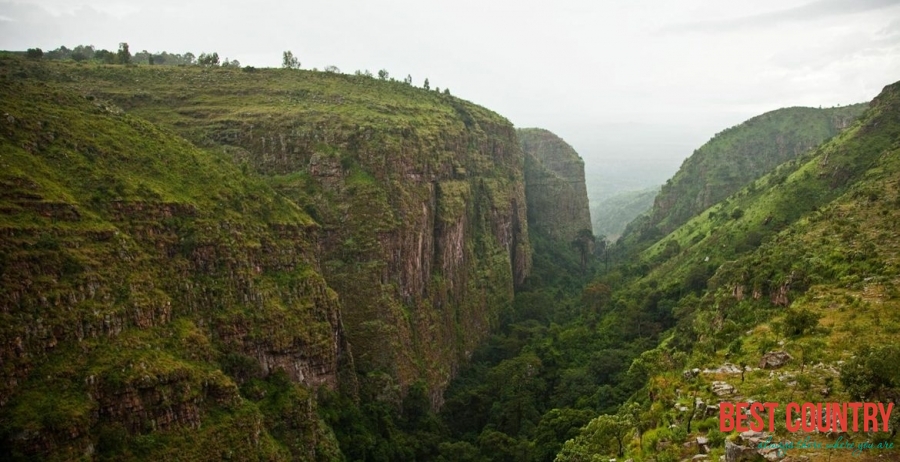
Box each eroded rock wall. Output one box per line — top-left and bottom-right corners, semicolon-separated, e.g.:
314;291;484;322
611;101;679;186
519;128;593;242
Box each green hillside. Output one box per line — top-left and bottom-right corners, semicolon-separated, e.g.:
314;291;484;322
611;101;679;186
558;81;900;461
0;67;345;460
0;55;534;460
592;187;659;242
622;104;867;249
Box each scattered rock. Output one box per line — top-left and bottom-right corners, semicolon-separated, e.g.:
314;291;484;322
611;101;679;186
703;362;744;375
693;455;710;461
739;430;767;446
758;445;784;461
759;351;792;369
697;436;709;446
711;381;736;396
725;440;757;462
684;368;701;380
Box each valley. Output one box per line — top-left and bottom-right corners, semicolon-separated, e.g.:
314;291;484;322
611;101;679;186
1;49;899;462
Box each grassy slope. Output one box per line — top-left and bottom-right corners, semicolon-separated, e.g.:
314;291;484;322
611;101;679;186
561;81;900;461
0;61;345;461
622;104;867;249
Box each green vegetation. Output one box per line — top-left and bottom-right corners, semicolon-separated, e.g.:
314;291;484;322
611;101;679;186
556;81;900;461
591;186;659;242
0;61;342;460
0;53;532;460
2;47;898;462
622;104;867;251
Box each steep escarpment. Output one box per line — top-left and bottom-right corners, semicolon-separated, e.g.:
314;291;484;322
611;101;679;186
623;104;866;246
41;59;531;400
0;76;347;460
0;55;532;459
519;128;593;242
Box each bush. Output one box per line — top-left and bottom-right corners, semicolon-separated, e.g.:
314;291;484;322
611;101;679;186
780;308;820;337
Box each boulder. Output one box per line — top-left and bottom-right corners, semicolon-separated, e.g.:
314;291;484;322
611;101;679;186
725;440;757;462
759;351;792;369
711;381;736;396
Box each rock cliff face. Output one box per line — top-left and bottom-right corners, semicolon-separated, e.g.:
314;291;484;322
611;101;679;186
0;57;531;459
518;128;593;241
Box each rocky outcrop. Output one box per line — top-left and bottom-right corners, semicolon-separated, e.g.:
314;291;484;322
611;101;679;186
184;94;533;406
519;128;593;242
1;57;535;461
759;351;792;369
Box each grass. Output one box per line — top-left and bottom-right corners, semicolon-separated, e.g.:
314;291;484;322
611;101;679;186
603;79;900;462
1;54;534;460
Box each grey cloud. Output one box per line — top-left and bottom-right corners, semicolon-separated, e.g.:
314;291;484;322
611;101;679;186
661;0;900;33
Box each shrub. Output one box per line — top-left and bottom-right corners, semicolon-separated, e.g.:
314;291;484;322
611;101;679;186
780;308;820;337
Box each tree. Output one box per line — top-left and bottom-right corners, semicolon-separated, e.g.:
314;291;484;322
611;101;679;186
594;235;611;270
197;52;220;66
404;74;413;85
841;345;900;402
184;52;195;65
94;49;116;64
324;65;340;73
533;408;594;462
557;413;629;459
790;338;824;374
582;280;611;316
26;48;43;59
378;69;389;80
117;42;131;64
621;402;645;449
424;78;430;90
73;45;95;61
282;50;300;69
572;228;595;274
780;308;820;337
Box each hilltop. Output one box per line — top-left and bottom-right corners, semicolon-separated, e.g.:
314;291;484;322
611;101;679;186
622;104;867;249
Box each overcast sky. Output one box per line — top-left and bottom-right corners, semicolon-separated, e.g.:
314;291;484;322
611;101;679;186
2;0;900;195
